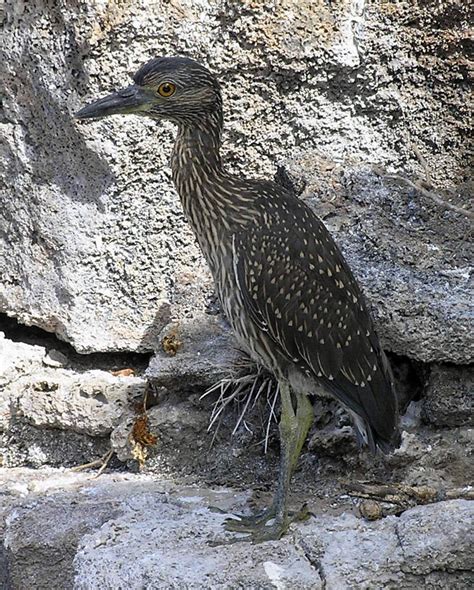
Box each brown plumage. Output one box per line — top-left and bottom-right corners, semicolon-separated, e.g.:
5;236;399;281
76;56;400;542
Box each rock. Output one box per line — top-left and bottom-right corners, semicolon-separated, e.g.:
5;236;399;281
15;369;145;437
422;365;474;427
146;316;242;395
42;348;69;368
111;399;209;463
297;500;474;590
0;332;45;388
0;469;321;590
3;493;121;590
396;501;474;578
1;468;472;590
1;330;472;496
0;1;470;354
0;334;145;466
0;331;46;432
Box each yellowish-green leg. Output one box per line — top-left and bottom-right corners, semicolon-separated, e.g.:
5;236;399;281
225;382;314;542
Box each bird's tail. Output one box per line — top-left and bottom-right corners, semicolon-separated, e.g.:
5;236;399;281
350;411;401;455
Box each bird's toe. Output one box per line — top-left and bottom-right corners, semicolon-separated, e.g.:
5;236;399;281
223;507;275;532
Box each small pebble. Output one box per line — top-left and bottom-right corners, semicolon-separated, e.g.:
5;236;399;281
43;349;69;368
359;499;383;520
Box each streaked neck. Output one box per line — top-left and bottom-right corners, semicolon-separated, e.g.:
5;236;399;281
171;111;223;186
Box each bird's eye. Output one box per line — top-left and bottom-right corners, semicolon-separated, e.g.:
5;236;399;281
157;82;176;97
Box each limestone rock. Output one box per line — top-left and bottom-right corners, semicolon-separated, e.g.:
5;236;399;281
421;365;474;427
146;316;242;395
0;1;470;355
73;498;319;590
0;334;145;466
111;399;209;464
0;332;47;433
0;332;45;388
3;493;121;590
297;500;474;590
396;501;474;578
15;369;145;437
1;468;472;590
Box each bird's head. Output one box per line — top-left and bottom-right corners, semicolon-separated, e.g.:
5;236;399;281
75;56;221;125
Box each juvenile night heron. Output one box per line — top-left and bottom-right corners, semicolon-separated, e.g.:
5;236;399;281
76;56;400;542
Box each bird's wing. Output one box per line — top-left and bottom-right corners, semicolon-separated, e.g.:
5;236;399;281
232;214;398;448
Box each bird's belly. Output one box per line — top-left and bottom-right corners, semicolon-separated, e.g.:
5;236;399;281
211;255;330;397
214;266;332;397
217;278;283;374
287;366;332;399
205;247;284;375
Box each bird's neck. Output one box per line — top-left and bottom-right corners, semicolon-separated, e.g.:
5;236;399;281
171;111;254;274
170;112;235;237
171;112;223;185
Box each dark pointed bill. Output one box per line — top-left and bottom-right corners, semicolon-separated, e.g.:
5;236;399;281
75;84;149;120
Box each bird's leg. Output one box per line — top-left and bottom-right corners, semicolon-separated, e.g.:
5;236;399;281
266;385;313;531
225;384;313;541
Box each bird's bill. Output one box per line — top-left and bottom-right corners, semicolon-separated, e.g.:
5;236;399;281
75;84;151;120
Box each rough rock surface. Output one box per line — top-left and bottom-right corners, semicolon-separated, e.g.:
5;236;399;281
15;369;144;436
422;364;473;428
0;332;145;467
1;1;471;357
1;469;473;590
146;315;242;396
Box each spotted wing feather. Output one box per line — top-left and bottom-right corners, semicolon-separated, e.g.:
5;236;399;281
233;211;400;452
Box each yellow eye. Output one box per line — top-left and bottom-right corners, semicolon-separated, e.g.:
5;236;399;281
157;82;176;97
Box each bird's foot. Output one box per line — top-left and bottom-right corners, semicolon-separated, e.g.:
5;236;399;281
219;503;310;543
224;506;276;533
208;517;288;546
242;518;290;543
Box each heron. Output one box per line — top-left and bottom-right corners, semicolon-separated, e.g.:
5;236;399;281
76;56;400;542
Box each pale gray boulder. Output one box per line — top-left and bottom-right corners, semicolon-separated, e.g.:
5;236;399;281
297;499;473;590
1;469;472;590
15;369;144;437
1;333;145;438
0;333;145;466
1;1;471;359
145;316;242;395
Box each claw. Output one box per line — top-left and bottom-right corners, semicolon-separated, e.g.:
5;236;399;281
223;507;276;532
248;520;289;543
210;519;289;545
211;387;314;545
217;503;311;543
